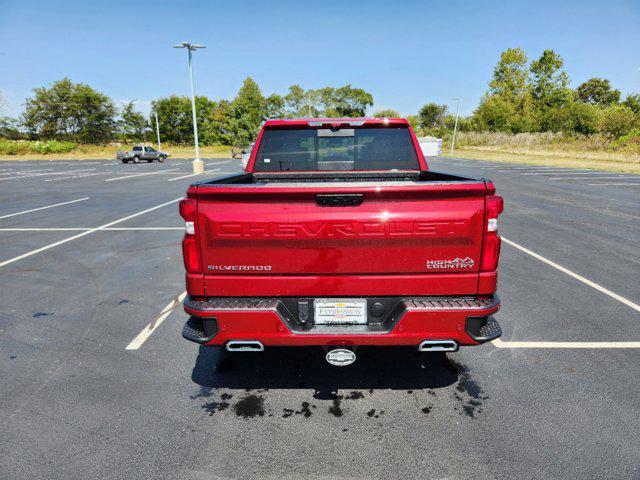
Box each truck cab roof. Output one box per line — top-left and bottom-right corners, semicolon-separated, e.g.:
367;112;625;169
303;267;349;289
262;117;410;128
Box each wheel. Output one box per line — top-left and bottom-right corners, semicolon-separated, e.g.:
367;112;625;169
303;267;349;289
132;156;140;164
121;159;128;164
158;155;166;163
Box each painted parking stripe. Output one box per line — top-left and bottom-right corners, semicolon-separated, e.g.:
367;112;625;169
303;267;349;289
493;338;640;349
0;169;95;181
549;176;629;180
0;197;90;220
105;168;179;182
519;171;606;176
205;160;232;165
0;198;182;268
126;291;187;350
168;168;221;182
588;182;640;186
503;237;640;313
45;171;117;182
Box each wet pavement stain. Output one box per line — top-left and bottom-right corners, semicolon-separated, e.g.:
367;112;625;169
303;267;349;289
233;394;265;418
345;391;364;400
366;409;384;419
328;398;343;417
118;299;129;305
448;358;488;418
32;312;52;318
421;406;431;414
282;408;294;418
202;400;230;415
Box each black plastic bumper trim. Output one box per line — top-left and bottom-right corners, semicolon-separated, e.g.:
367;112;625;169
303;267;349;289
465;315;502;343
182;316;218;344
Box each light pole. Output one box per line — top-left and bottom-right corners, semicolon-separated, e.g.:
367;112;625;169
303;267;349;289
450;97;460;157
173;42;206;174
154;111;161;150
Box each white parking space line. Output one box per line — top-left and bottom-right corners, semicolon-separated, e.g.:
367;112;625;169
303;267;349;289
493;338;640;349
105;168;179;182
503;237;640;313
0;197;90;220
168;168;221;181
0;169;95;181
549;176;629;180
519;171;600;176
0;227;182;231
588;182;640;186
205;160;232;166
126;291;187;350
0;197;182;268
45;171;117;182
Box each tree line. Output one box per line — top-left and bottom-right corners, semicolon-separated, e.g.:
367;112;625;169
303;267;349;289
1;49;638;146
416;48;640;140
0;78;375;146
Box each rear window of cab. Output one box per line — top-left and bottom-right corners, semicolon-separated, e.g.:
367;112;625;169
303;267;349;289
254;127;419;171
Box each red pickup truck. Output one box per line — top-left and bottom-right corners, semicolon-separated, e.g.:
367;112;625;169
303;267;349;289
179;118;503;365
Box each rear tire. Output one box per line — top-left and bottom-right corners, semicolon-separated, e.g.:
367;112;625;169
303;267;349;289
132;156;140;164
121;159;128;164
158;155;166;163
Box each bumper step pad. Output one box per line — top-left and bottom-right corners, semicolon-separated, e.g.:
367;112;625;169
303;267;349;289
182;316;218;344
465;315;502;343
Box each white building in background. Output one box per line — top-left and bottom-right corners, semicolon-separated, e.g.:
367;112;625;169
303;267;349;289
417;137;442;157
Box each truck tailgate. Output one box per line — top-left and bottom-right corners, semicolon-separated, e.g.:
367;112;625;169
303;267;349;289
195;181;487;287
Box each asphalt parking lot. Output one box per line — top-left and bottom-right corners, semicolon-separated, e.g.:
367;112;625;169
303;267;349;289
1;156;639;479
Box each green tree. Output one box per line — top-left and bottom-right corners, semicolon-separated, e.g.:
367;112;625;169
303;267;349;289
332;85;373;117
119;102;149;142
599;105;637;138
0;116;23;140
284;85;307;116
488;47;530;103
622;93;640;115
202;99;233;145
418;103;448;129
530;50;571;110
471;95;518;132
265;94;286;118
230;77;266;146
372;109;401;118
151;95;217;145
539;102;600;135
22;78;117;143
575;78;620;105
151;96;195;144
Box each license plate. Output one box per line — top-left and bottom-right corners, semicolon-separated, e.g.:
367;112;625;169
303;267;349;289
314;299;367;325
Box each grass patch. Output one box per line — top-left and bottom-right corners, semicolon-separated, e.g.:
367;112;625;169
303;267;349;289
448;147;640;174
441;131;640;173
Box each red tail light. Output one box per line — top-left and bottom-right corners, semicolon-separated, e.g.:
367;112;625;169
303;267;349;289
480;195;504;272
179;198;201;274
182;235;201;273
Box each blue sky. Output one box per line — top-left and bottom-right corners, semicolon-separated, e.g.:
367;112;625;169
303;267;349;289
0;0;639;118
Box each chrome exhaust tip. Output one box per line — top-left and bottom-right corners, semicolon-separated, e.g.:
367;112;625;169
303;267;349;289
225;340;265;352
418;340;459;352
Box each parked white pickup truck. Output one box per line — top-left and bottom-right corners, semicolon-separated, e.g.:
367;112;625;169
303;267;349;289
116;146;169;164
